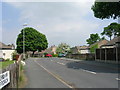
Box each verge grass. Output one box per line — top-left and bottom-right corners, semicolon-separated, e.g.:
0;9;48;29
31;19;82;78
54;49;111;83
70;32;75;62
0;61;14;69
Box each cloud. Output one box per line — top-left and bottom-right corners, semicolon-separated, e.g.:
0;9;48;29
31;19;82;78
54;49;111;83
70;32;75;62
3;1;115;47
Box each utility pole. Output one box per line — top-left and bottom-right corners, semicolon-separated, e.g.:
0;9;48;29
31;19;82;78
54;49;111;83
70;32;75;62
23;23;27;60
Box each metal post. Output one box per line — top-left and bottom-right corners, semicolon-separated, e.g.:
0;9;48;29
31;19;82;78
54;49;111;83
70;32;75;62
23;23;27;60
105;48;107;62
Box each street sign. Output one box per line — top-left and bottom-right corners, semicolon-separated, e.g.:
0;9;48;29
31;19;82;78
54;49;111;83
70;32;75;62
0;71;10;89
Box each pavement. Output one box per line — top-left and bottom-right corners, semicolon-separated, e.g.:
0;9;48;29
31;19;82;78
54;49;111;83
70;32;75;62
24;57;119;89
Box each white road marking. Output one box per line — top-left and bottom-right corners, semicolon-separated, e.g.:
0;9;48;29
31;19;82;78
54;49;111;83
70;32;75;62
116;78;120;80
34;60;73;88
80;69;96;74
57;62;65;65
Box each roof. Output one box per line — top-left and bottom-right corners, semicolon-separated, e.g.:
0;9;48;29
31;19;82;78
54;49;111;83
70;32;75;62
0;42;14;49
90;39;109;48
105;36;120;45
40;45;57;54
71;45;89;50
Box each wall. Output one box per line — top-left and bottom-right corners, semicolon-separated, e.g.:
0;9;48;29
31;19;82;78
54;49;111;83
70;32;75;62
2;50;15;60
80;49;90;54
66;53;95;60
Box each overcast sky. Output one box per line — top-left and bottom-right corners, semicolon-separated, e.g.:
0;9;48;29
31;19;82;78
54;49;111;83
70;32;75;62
1;0;117;47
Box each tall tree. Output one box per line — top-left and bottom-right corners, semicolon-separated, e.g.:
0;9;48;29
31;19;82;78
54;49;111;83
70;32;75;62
56;43;70;54
16;27;48;55
86;33;101;45
101;22;120;40
91;2;120;19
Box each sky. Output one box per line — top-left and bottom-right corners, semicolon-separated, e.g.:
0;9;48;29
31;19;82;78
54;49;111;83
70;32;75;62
1;0;118;47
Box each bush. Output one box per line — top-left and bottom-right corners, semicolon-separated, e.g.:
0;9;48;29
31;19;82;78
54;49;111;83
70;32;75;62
52;54;58;57
6;58;10;61
90;44;98;53
44;53;48;56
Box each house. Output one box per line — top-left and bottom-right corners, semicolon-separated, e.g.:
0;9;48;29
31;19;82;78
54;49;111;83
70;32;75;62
70;46;90;54
95;36;120;63
89;39;109;53
0;42;15;60
90;39;109;48
101;36;120;48
38;45;57;56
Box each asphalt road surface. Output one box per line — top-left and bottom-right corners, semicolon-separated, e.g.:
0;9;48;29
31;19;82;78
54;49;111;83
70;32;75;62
24;57;119;88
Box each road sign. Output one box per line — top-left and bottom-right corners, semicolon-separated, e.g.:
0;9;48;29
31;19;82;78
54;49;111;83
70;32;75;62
0;71;10;89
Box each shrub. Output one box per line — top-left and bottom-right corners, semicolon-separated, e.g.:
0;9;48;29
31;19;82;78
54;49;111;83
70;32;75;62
6;58;10;61
90;44;98;53
52;54;58;57
44;53;48;56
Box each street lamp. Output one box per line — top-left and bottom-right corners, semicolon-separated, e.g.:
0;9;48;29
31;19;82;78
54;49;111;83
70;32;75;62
23;23;27;60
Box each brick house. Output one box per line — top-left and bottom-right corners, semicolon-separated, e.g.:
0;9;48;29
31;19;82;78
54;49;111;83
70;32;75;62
70;46;90;54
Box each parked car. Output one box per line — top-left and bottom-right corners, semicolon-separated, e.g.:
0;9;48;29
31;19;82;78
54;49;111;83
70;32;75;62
0;58;5;62
58;53;66;57
45;54;52;57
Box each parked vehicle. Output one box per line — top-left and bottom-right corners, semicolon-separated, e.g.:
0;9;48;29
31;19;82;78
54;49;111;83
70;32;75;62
58;53;66;57
0;58;5;62
45;54;52;57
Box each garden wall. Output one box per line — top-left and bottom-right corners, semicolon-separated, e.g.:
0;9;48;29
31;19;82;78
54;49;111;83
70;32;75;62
66;53;95;60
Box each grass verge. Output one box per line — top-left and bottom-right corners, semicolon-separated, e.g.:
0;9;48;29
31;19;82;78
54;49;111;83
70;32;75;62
0;61;14;69
18;64;27;88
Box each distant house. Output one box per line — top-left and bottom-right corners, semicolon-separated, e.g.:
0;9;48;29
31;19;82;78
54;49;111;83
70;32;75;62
95;36;120;62
0;42;15;60
90;39;109;48
40;45;57;55
89;39;109;53
101;37;120;48
70;46;90;54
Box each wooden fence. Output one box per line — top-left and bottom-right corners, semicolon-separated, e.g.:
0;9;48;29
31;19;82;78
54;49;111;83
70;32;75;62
66;53;95;60
95;47;120;63
0;54;23;89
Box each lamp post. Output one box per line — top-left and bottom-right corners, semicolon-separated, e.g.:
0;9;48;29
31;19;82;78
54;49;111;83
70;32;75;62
23;23;27;60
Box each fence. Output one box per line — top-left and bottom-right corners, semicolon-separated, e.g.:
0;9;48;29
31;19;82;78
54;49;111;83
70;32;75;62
66;53;95;60
0;54;23;89
95;47;120;63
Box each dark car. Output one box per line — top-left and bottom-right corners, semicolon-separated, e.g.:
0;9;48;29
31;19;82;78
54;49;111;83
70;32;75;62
0;58;5;62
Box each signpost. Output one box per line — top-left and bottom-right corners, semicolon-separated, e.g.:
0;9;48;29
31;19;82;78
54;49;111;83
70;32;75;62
0;71;10;89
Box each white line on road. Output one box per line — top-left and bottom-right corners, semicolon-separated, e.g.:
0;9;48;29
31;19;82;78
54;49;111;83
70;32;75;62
57;62;65;65
80;69;97;74
34;60;73;88
116;78;120;80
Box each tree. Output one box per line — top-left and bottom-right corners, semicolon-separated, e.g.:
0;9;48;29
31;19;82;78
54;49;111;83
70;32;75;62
86;33;101;45
16;27;48;55
101;22;120;40
56;43;70;54
91;2;120;19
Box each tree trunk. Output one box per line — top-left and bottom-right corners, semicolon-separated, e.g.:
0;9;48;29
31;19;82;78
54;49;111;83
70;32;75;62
32;51;35;57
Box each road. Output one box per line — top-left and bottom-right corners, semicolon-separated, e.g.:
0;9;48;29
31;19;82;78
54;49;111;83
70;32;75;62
24;57;119;88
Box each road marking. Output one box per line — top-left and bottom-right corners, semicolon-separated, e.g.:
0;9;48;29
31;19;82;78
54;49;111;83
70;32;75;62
57;62;65;65
34;60;74;89
116;78;120;80
80;69;96;74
